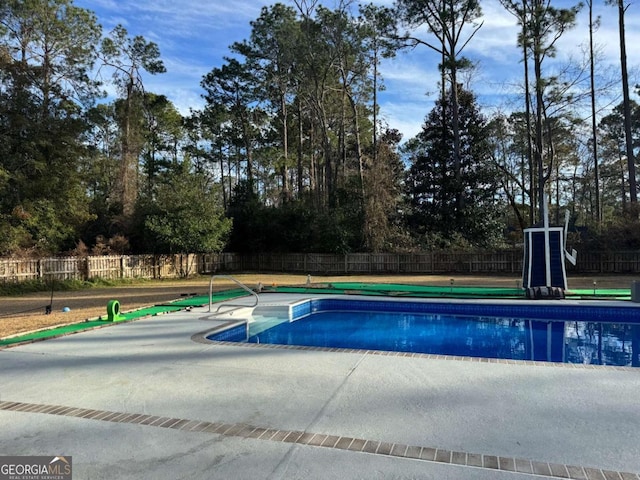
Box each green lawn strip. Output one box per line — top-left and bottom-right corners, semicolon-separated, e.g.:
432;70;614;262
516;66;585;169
0;320;111;346
332;282;631;297
325;282;525;296
118;305;184;320
271;283;525;298
161;289;248;307
272;283;632;301
0;307;186;347
1;289;253;347
569;288;629;296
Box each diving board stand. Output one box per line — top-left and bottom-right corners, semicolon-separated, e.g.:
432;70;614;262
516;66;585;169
522;196;577;299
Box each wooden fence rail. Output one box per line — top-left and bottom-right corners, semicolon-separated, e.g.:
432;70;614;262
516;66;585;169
0;254;199;283
2;251;640;283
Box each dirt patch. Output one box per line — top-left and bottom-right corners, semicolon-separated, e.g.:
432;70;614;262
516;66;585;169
1;273;636;339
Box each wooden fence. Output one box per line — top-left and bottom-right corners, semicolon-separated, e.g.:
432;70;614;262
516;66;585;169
0;254;199;283
203;252;525;275
3;250;640;283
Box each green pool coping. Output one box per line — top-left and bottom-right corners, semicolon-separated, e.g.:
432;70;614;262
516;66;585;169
1;283;633;348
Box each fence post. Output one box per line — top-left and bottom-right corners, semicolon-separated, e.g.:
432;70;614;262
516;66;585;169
5;250;639;282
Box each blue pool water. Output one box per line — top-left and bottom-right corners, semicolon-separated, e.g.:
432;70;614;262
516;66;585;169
209;299;640;367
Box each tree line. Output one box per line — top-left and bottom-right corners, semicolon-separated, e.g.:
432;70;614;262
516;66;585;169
0;0;638;257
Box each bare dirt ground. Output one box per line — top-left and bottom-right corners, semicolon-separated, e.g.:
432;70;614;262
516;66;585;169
1;273;637;339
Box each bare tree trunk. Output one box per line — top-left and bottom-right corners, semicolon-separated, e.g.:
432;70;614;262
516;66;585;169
372;44;379;166
588;0;601;223
351;97;366;202
522;0;535;224
617;0;637;204
280;93;290;200
319;105;334;207
449;5;463;215
533;33;548;220
119;78;138;218
219;143;227;210
240;113;253;183
297;102;304;195
309;125;317;195
619;151;627;210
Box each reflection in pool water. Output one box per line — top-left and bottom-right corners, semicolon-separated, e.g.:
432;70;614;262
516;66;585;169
245;311;640;367
207;298;640;367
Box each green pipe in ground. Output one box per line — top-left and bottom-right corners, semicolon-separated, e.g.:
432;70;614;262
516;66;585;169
106;299;126;322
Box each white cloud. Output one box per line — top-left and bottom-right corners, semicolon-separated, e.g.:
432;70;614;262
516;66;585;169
379;100;432;140
466;0;522;63
381;57;441;96
74;0;640;141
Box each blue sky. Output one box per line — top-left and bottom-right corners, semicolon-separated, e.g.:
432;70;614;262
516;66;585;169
76;0;639;141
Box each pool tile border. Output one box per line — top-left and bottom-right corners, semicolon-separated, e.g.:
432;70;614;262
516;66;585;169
1;400;637;480
198;336;637;371
301;298;640;324
193;302;638;371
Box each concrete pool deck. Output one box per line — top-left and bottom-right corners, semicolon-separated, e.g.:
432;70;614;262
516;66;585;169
1;294;639;479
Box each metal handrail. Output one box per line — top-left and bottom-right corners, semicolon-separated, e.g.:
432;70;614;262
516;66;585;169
209;274;259;313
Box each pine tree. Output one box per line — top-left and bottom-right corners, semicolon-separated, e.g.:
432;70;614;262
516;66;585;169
406;87;503;247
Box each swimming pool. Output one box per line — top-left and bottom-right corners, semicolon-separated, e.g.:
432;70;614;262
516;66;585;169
207;297;640;367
